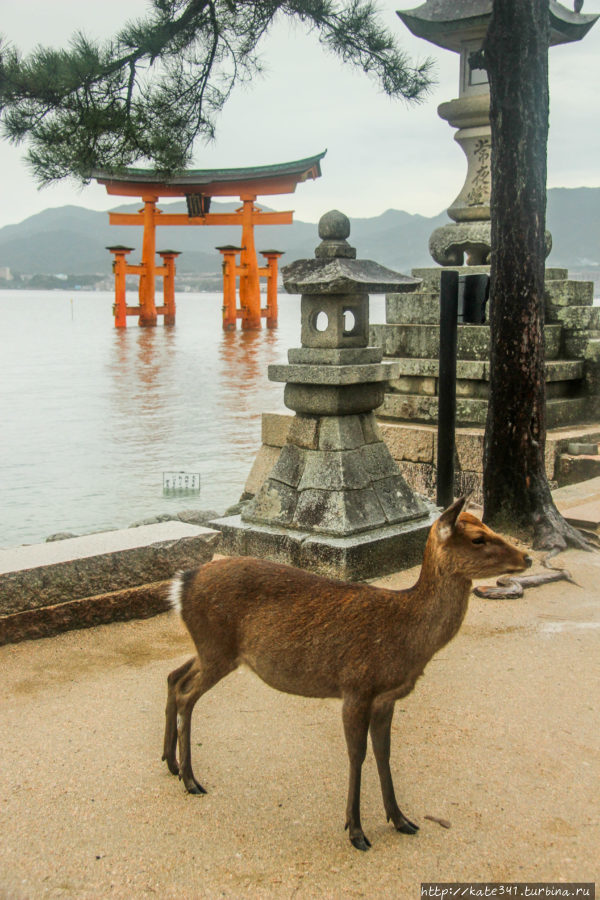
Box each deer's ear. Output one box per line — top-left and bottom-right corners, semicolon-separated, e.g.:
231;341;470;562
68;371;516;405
462;492;474;512
437;496;467;541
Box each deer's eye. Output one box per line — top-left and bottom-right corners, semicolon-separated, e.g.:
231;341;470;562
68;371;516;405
472;536;486;545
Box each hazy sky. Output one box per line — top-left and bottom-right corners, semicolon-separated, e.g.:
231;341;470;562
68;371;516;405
0;1;599;229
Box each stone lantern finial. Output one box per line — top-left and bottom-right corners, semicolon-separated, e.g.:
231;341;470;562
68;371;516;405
315;210;356;259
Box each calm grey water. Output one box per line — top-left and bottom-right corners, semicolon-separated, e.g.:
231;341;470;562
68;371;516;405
0;290;385;548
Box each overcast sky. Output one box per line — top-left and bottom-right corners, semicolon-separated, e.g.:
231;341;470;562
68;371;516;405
1;0;599;230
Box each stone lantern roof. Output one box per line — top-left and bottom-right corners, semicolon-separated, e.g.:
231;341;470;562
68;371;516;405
397;0;599;52
282;257;420;295
282;210;419;295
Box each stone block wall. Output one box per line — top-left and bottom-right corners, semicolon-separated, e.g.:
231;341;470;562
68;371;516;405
249;414;600;508
370;266;599;431
242;267;599;509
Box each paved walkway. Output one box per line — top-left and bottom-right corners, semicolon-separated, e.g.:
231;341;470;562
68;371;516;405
1;546;599;899
554;474;600;530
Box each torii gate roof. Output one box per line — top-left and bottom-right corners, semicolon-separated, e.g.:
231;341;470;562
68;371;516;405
92;151;326;198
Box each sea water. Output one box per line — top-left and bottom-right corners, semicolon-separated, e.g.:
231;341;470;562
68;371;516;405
0;290;385;548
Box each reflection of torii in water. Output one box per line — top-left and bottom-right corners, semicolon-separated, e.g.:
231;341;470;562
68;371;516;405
93;152;325;330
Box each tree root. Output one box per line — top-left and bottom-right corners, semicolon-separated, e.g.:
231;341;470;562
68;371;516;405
476;502;598;599
532;503;600;553
474;561;577;600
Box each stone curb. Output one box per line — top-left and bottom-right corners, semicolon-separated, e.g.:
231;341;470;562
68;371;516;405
0;523;220;646
0;580;171;646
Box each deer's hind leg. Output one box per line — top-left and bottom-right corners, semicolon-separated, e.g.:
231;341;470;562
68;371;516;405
163;656;196;776
369;697;419;835
174;655;235;795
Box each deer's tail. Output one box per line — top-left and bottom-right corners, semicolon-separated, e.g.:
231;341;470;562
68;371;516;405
167;569;199;616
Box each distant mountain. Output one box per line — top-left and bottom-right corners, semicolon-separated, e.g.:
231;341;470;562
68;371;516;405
0;187;598;278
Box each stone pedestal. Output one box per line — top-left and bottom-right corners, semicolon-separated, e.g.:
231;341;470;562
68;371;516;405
214;211;438;580
429;93;492;266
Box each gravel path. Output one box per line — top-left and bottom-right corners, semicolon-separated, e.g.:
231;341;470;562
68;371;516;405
1;549;598;899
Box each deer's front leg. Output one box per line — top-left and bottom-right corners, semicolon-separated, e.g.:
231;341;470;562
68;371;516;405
369;698;419;835
342;695;372;851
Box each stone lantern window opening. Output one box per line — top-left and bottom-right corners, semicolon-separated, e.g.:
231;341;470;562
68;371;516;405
300;294;370;349
343;308;358;335
461;43;488;94
314;311;329;332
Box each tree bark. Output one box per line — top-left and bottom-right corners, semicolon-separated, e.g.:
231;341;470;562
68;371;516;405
482;0;592;551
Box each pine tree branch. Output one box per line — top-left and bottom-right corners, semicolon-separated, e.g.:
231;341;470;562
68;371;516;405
0;0;433;183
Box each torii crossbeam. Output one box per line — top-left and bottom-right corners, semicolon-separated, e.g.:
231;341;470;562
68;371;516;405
93;152;325;329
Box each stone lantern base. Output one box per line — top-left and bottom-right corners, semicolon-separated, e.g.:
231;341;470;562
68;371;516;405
215;407;438;580
243;410;430;530
213;509;438;582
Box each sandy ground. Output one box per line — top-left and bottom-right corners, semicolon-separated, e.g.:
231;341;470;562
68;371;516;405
1;548;599;899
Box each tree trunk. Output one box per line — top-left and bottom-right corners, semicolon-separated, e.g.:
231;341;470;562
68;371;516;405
482;0;592;551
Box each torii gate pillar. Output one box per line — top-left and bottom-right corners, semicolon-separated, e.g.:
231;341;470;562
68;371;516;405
107;245;134;327
139;197;158;326
158;250;180;325
217;245;242;330
239;197;262;329
261;250;284;328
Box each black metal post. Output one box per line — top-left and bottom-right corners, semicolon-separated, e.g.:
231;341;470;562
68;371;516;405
436;270;459;508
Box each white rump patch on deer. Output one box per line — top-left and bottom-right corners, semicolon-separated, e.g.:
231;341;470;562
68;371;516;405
168;573;184;616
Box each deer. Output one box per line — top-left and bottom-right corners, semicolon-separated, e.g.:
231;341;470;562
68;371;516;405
162;496;531;851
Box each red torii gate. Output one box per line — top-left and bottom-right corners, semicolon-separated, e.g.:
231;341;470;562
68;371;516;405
93;152;325;329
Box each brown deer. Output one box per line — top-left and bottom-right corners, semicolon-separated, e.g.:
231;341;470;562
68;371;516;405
162;497;531;851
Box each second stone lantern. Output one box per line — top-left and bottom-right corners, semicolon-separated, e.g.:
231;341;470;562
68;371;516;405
215;211;438;579
397;0;598;266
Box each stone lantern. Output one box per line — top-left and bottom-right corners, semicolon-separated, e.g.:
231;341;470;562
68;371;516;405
215;211;438;579
397;0;598;266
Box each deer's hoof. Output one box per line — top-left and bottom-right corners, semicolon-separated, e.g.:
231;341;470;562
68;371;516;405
350;833;371;851
387;810;419;834
180;774;207;794
396;817;419;835
186;781;207;795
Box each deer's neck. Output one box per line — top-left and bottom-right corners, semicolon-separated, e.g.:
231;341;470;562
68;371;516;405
405;554;472;655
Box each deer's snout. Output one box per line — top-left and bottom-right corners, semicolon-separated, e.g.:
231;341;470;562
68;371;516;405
523;555;533;568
